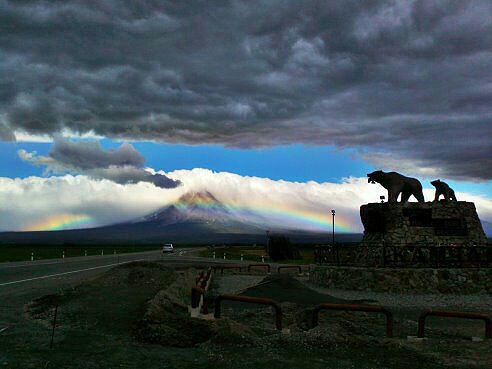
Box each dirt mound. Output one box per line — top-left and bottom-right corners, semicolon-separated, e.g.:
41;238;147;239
26;294;64;324
135;268;214;347
26;262;179;335
136;268;264;347
209;319;257;346
93;261;176;287
239;274;368;306
135;306;211;347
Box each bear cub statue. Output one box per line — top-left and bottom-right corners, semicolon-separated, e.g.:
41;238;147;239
431;179;457;202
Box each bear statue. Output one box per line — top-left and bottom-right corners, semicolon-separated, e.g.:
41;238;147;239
367;170;425;203
431;179;457;202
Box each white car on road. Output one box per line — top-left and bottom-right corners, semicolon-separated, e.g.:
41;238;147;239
162;243;174;253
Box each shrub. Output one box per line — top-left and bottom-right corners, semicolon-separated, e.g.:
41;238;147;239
267;235;300;261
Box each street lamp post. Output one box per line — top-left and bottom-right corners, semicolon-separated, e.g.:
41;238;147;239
331;209;338;265
265;230;270;254
331;210;336;246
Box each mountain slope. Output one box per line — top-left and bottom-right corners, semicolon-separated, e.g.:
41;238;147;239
0;191;363;245
0;190;360;245
131;191;265;233
482;220;492;238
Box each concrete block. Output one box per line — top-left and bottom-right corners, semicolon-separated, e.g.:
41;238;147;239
189;307;200;317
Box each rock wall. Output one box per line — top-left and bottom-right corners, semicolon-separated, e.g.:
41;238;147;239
360;201;487;246
309;266;492;294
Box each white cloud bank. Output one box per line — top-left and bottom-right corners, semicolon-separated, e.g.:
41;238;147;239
0;168;491;232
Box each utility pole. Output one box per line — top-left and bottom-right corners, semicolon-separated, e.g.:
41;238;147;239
265;230;270;255
332;209;338;265
331;210;336;246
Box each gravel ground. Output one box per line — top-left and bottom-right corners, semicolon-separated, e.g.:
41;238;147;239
212;270;492;311
214;275;266;295
304;282;492;311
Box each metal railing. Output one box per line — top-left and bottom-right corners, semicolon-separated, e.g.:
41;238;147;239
191;286;204;309
417;310;491;339
311;303;394;337
314;243;492;268
277;265;303;274
191;268;212;313
247;264;271;273
213;264;244;274
214;294;283;330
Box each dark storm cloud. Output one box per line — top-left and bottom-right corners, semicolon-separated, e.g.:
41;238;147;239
19;137;181;188
0;121;15;141
1;0;491;180
48;138;145;170
87;165;181;189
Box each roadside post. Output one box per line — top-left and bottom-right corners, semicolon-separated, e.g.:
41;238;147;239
31;252;34;261
49;304;59;349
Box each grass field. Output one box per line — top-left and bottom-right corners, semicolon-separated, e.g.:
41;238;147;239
0;244;162;263
199;245;315;264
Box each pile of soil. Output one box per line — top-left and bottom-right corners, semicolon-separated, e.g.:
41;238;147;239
239;274;372;306
26;261;179;335
135;267;213;347
94;260;177;287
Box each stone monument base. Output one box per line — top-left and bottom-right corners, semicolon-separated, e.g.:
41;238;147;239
360;201;487;246
310;265;492;294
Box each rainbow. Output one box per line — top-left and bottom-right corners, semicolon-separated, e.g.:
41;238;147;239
175;197;355;232
23;214;94;232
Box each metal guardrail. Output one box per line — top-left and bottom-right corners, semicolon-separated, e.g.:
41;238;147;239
191;268;212;312
213;264;244;274
311;303;394;337
214;294;283;330
277;265;302;274
198;269;212;289
314;243;492;268
248;264;271;273
195;271;206;288
195;268;491;340
191;286;204;309
417;310;492;339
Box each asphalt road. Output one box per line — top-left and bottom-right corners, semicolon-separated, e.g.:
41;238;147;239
0;249;206;323
0;250;162;288
0;247;262;341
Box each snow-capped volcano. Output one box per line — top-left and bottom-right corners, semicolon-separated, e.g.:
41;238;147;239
0;190;362;245
135;191;265;233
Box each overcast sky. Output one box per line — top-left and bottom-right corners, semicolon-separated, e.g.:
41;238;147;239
0;1;491;232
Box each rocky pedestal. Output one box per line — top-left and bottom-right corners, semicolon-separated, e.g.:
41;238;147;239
360;201;487;246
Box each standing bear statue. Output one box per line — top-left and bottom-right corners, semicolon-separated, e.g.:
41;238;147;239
367;170;425;203
431;179;457;201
